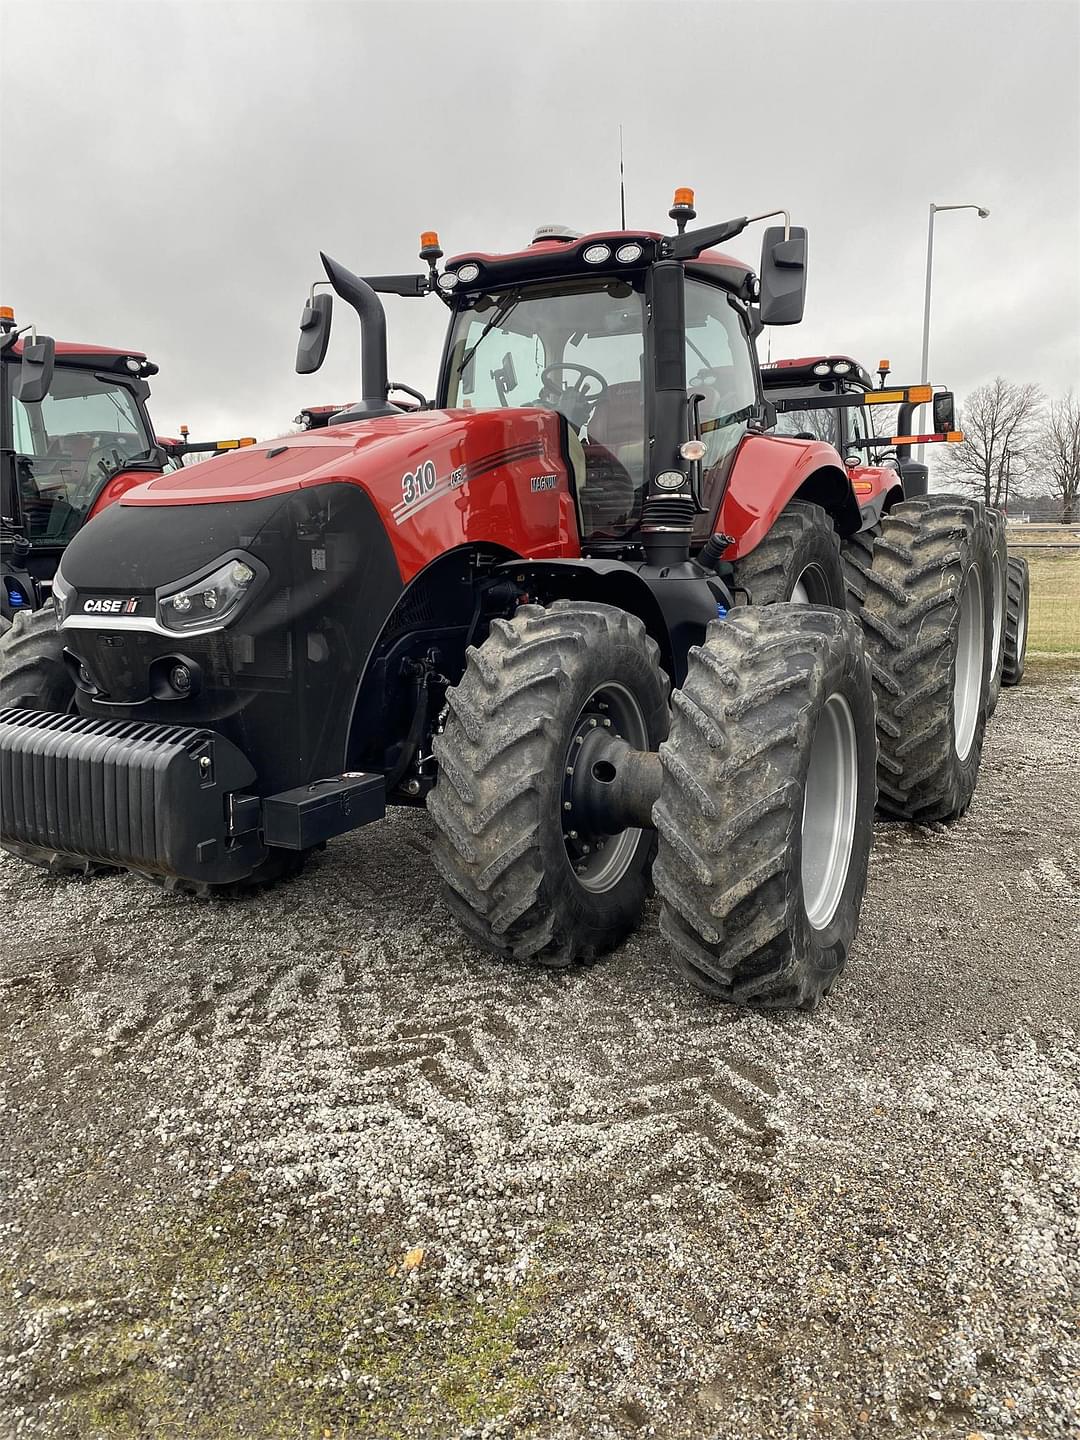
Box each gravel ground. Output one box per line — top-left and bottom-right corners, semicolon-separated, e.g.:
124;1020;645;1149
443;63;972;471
1;661;1078;1440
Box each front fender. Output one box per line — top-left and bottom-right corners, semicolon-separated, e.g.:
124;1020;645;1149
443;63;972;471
717;433;862;558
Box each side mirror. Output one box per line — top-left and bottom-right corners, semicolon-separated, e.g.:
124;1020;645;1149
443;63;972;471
16;334;55;404
933;390;956;433
758;226;807;327
295;292;332;375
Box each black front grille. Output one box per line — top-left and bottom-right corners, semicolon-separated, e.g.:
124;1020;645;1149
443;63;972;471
0;708;262;881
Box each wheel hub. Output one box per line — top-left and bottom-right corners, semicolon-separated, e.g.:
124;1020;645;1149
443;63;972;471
560;684;654;894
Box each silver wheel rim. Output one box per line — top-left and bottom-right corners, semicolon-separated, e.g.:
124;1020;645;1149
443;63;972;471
801;692;858;931
954;562;984;760
991;558;1005;671
563;681;648;894
790;563;826;605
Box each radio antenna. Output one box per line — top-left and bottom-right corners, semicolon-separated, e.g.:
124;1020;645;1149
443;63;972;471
619;125;626;229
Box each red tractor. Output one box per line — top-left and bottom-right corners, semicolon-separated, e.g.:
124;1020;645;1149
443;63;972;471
0;193;995;1010
763;354;1027;709
0;307;254;628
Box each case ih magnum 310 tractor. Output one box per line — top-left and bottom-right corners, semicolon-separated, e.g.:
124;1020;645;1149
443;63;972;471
0;193;1000;1009
0;307;254;630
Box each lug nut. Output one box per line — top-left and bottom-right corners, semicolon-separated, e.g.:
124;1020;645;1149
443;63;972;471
563;801;572;811
589;718;598;728
567;830;578;840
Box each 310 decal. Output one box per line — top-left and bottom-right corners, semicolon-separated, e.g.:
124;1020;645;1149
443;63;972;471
401;460;437;507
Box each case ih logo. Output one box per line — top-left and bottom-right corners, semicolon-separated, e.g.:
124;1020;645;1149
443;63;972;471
82;597;139;614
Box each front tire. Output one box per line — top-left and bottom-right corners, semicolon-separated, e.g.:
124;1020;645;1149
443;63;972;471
428;601;670;966
860;497;992;822
0;605;101;875
653;605;876;1011
0;603;74;713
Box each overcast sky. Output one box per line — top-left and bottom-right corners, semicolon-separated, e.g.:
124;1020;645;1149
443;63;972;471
3;0;1078;448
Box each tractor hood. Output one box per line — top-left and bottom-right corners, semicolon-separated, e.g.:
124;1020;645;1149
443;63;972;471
116;406;578;584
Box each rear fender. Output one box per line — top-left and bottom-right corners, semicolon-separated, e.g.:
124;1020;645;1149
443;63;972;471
86;467;164;521
717;433;862;558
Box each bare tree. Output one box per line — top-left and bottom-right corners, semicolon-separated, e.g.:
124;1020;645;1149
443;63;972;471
1042;390;1080;524
938;377;1044;507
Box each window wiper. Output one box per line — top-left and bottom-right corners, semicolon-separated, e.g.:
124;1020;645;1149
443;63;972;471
456;292;522;378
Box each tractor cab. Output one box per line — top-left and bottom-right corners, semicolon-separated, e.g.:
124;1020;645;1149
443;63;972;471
761;355;881;455
436;220;769;545
297;191;811;568
1;311;166;618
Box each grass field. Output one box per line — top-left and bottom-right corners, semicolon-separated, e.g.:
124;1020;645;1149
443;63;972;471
1009;544;1080;654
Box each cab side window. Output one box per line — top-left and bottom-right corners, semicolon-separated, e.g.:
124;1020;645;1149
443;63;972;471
846;398;870;454
684;280;758;522
684;280;758;464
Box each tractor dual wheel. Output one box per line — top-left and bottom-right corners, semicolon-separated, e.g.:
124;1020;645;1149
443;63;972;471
730;501;847;608
1002;554;1030;686
859;496;993;824
0;602;311;893
428;600;669;966
838;527;878;612
653;604;876;1010
985;507;1008;716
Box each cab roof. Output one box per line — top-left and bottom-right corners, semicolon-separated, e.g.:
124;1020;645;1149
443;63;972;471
762;355;873;388
7;337;149;366
445;229;756;300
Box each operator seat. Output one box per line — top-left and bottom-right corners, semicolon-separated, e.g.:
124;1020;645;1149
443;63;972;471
579;381;644;536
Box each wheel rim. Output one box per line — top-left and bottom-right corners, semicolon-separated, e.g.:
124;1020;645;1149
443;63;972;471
790;563;827;605
954;562;984;760
991;558;1005;671
561;682;648;893
801;692;858;931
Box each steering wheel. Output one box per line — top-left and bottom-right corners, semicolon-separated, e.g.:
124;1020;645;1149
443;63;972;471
540;363;608;428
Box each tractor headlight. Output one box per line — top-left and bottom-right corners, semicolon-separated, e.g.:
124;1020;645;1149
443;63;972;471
615;242;643;264
832;360;852;375
583;244;612;265
156;555;260;632
456;262;480;284
812;362;831;376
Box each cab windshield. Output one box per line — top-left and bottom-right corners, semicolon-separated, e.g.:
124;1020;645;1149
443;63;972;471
7;364;156;545
445;278;648;537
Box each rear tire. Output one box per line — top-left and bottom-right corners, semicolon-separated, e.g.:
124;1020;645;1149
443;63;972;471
860;497;992;823
730;501;846;608
839;527;878;611
653;605;876;1010
985;508;1008;716
1002;554;1029;686
428;600;669;966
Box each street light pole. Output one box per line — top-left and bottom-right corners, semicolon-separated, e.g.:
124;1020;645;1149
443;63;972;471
919;202;990;465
